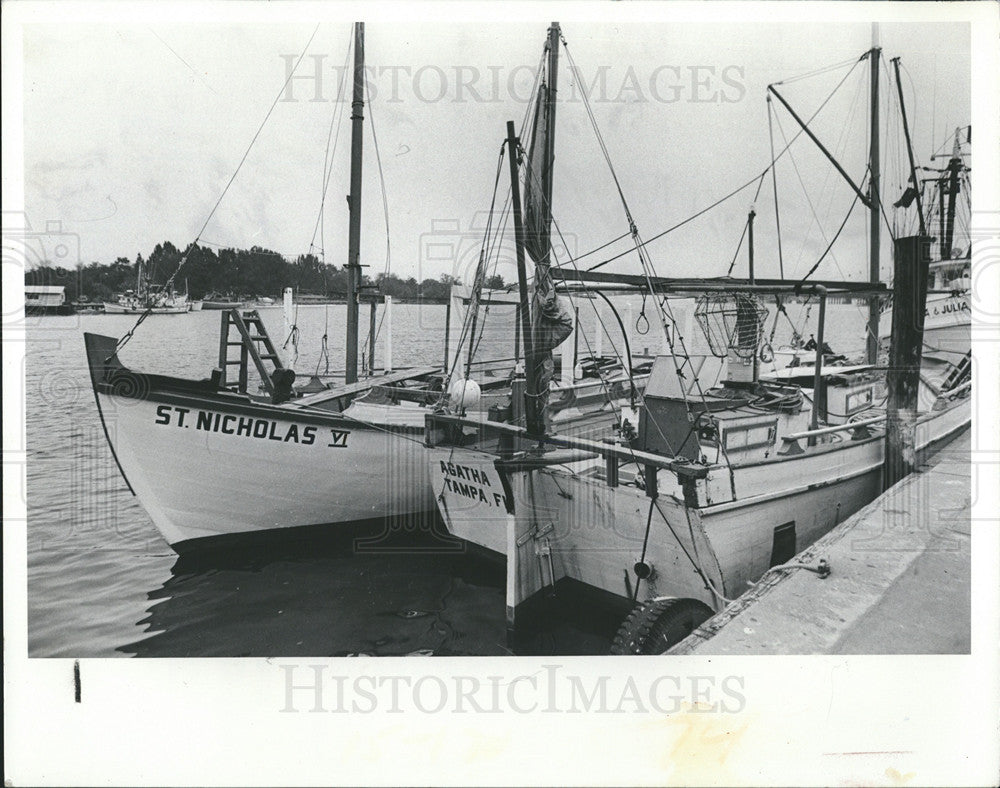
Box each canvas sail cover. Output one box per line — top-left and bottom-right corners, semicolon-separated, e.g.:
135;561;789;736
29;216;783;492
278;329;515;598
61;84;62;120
523;82;573;430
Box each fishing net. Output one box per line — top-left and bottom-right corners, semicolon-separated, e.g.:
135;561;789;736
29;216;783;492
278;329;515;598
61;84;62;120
694;293;768;360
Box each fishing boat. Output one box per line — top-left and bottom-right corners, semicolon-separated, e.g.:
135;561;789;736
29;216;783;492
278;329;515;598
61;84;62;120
103;262;193;314
424;27;971;652
880;125;971;361
103;289;190;314
83;22;641;552
777;123;972;370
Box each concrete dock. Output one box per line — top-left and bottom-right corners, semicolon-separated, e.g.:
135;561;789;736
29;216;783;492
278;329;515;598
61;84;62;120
669;428;971;655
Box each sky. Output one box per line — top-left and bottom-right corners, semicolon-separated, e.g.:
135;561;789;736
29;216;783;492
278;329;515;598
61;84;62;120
10;3;985;290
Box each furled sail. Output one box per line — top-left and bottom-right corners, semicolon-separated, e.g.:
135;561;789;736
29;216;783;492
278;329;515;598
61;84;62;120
522;53;573;432
523;86;552;267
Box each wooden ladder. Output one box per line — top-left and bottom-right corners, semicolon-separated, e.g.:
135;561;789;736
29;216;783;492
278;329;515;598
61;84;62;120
217;309;284;395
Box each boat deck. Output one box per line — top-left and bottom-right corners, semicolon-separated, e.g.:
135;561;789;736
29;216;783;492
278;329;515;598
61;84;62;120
668;428;972;654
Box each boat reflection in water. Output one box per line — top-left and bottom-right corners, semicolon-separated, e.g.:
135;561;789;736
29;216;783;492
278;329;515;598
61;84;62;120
117;515;618;657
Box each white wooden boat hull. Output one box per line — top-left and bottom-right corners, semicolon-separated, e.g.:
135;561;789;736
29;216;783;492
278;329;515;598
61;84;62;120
85;332;637;551
430;396;970;618
103;302;189;315
881;291;971;354
95;389;433;547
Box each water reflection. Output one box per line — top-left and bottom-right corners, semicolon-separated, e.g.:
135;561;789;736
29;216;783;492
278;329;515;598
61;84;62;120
118;518;617;657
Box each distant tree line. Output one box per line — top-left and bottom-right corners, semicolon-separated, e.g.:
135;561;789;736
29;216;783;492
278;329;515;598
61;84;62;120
23;240;506;304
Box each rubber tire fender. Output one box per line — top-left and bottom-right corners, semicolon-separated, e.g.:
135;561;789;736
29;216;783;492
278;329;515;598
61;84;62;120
609;597;714;655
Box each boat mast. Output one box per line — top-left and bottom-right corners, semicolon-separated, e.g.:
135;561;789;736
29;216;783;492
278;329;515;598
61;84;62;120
943;128;962;259
543;22;559;236
506;120;537;432
892;57;926;236
345;22;365;384
866;24;881;365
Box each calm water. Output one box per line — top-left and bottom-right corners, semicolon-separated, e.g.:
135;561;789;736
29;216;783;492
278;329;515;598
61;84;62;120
25;298;871;657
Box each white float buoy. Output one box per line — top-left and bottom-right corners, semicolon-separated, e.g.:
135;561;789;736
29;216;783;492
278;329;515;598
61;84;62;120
448;377;482;409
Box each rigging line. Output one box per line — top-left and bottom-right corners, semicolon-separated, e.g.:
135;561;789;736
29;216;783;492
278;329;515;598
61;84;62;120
588;171;764;272
767;97;785;279
651;498;724;602
454;48;545;379
796;186;864;284
117;24;322;352
311;28;353;260
725;213;751;277
550;200;690;462
562;40;638;233
678;500;734;605
333;410;431;448
820;63;869;289
520;152;671;451
449;55;544;387
467;190;515;371
725;172;767;276
773;54;865;86
521;149;643;422
462;172;516;377
365;78;392;284
169;23;322;292
463;144;508;385
447;143;510;384
561;230;634;265
315;304;331;376
149;29;219;96
632;498;658;603
781;57;865;282
586;54;870;275
551;56;711;436
772;108;852;279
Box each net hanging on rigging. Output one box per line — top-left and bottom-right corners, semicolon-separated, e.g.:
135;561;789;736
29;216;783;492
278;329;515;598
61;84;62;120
694;293;769;361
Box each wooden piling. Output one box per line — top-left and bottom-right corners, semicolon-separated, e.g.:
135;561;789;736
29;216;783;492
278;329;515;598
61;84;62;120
884;235;931;488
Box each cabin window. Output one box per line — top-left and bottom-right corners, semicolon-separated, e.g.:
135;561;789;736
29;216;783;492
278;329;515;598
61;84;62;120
846;387;874;413
723;419;778;451
770;521;796;567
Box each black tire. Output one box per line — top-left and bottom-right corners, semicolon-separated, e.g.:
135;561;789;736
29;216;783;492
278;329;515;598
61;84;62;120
609;598;714;655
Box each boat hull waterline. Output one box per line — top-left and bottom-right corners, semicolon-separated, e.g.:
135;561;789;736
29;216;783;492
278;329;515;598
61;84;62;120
84;332;638;550
429;396;970;615
85;332;434;548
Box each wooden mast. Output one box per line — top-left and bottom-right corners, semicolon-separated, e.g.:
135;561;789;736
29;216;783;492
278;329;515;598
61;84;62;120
345;22;365;384
943;128;962;258
543;22;559;240
892;57;925;236
866;24;881;365
506;120;537;433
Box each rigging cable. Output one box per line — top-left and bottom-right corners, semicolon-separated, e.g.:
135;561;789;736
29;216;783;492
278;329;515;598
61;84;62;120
310;26;354;263
584;53;868;274
116;23;323;352
767;95;785;278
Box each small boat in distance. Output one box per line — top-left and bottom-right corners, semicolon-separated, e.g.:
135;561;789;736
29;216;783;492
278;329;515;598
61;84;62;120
103;260;193;314
201;293;246;310
103;289;190;314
